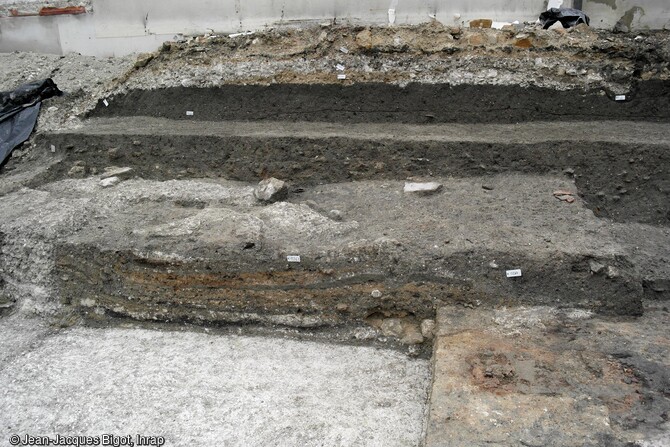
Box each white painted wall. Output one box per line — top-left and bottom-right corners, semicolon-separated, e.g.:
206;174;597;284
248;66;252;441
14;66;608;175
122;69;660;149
1;0;669;56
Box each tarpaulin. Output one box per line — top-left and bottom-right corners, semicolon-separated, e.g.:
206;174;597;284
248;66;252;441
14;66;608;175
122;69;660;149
539;8;590;29
0;79;62;168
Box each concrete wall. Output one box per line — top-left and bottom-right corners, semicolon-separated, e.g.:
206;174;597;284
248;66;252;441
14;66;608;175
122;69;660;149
582;0;669;30
1;0;669;56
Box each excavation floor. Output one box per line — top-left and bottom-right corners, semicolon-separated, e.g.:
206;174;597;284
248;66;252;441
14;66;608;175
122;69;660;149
0;314;430;447
426;302;670;447
1;301;668;447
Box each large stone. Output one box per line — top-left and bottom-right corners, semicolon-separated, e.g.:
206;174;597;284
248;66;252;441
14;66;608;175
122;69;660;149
254;178;288;203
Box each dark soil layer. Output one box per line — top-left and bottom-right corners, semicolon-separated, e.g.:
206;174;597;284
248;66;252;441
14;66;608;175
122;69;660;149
33;133;670;226
88;82;670;123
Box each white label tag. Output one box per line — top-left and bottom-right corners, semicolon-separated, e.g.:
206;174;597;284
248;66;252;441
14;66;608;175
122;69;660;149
615;95;626;101
103;99;109;107
506;269;522;278
336;64;345;71
186;111;194;116
339;46;349;54
337;74;346;80
50;144;56;153
287;255;301;263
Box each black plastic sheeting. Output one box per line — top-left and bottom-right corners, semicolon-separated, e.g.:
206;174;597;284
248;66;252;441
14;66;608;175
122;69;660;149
539;8;590;29
0;79;62;168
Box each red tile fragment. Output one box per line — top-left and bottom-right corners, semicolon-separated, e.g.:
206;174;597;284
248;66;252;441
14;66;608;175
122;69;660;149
39;6;87;16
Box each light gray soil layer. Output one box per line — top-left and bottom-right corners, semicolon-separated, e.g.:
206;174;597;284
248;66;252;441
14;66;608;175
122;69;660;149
0;315;431;447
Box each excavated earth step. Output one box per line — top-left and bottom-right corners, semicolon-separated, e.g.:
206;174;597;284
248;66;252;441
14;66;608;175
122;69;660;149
88;83;670;124
21;173;648;329
33;118;670;226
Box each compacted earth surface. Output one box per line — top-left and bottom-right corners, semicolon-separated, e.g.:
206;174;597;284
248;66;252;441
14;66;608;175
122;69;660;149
0;23;669;446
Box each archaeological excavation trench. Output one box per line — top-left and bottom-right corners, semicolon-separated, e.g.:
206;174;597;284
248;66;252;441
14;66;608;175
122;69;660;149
1;24;670;446
2;82;662;343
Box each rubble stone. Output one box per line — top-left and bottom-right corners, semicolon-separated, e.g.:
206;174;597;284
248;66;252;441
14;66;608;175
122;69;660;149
470;19;493;29
420;319;436;339
254;178;288;203
101;166;133;180
100;176;121;188
380;318;404;338
403;182;443;195
400;324;424;345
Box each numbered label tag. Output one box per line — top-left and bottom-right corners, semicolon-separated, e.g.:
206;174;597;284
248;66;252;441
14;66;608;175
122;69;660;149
506;269;522;278
287;255;301;263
